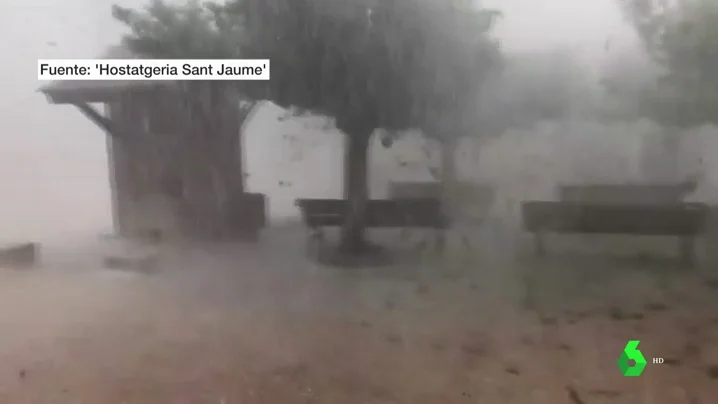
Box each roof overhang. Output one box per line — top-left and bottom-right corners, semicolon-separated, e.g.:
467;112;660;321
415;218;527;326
38;80;165;104
37;43;168;104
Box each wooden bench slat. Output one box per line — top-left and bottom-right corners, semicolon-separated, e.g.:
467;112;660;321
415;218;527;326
521;201;708;236
387;181;496;218
558;184;695;204
295;198;448;228
521;200;709;262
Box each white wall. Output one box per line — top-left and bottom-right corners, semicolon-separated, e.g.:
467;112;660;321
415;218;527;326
243;109;718;225
5;87;718;242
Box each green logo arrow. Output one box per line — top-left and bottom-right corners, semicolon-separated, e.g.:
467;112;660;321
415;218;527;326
618;340;647;376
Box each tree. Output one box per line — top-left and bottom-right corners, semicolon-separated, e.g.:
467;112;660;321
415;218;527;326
615;0;717;182
228;0;502;254
499;50;600;125
618;0;718;127
112;0;262;238
379;2;502;250
599;44;659;122
422;48;596;149
382;48;593;250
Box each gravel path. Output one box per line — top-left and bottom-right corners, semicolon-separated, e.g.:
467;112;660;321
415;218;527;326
0;228;716;403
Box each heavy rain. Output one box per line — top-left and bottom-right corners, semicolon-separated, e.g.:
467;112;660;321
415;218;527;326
1;0;717;402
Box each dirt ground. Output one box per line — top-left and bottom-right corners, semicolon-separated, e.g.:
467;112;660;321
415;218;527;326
0;224;717;403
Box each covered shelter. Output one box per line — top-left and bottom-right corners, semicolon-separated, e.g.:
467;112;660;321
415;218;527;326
38;45;264;240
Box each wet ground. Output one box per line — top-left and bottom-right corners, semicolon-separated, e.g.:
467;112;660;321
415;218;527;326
0;223;717;403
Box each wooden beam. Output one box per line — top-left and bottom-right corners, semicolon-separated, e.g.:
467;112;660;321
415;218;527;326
73;102;122;139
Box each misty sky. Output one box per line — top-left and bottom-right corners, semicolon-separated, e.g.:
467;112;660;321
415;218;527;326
0;0;635;241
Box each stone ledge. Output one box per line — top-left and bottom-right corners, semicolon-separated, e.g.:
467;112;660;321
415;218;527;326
102;250;158;274
312;240;394;268
0;243;38;269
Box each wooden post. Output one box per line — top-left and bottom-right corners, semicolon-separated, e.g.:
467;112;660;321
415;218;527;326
679;236;695;266
534;233;546;256
105;102;134;237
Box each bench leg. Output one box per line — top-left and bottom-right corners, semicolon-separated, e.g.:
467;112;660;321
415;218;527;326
533;233;546;257
307;227;324;257
434;230;447;253
679;236;696;266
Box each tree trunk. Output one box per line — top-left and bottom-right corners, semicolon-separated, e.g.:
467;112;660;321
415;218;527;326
339;131;372;254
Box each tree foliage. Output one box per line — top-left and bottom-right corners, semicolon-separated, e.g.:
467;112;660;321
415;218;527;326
113;0;502;148
112;0;243;59
111;0;258;144
111;0;257;129
490;50;597;128
406;2;503;141
618;0;718;127
598;44;659;122
230;0;502;136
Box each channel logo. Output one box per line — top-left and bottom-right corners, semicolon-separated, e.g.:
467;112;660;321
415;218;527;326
617;340;648;376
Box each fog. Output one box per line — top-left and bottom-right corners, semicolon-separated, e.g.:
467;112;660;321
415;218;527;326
0;0;647;243
8;0;718;243
3;1;718;401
